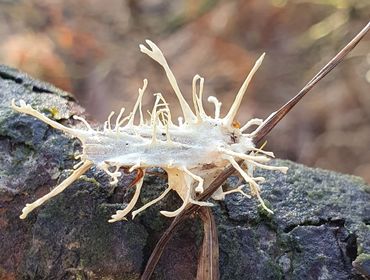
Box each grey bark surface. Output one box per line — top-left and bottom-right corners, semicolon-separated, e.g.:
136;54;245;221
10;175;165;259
0;65;369;280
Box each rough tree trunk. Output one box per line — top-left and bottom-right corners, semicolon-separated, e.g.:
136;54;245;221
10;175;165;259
0;65;369;280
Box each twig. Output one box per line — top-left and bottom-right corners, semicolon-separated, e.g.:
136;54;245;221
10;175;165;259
252;21;370;143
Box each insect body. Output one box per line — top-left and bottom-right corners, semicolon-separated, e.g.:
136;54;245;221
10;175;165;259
12;40;287;223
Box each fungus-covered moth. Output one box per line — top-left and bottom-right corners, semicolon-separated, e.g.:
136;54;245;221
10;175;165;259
13;39;308;223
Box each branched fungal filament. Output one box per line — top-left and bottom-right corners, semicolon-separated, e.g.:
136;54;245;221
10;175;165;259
11;40;288;222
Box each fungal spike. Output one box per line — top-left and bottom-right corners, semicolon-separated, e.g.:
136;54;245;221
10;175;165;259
73;115;93;131
178;116;183;126
192;75;201;120
207;96;222;119
154;93;173;125
192;74;206;121
131;186;172;219
128;79;148;126
20;160;93;219
240;118;263;133
108;169;145;222
189;198;214;207
140;40;196;123
223;53;265;127
117;112;133;128
101;163;122;185
218;148;270;163
222;184;251;198
160;182;191;218
129;162;142;173
222;155;261;199
256;191;274;214
247;159;288;174
150;95;161;144
73;161;84;169
11;99;85;138
107;111;115;131
225;154;275;215
182;167;204;193
115;107;125;131
139;79;148;126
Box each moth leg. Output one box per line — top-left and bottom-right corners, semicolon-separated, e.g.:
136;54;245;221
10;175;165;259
131;186;172;219
20;160;93;219
11;100;77;135
222;155;273;214
108;168;145;223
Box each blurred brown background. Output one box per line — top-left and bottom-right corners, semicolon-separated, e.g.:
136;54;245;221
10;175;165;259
0;0;369;182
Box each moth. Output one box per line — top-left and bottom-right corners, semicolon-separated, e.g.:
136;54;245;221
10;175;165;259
11;22;369;224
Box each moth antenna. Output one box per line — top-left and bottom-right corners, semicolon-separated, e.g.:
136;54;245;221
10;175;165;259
223;53;265;127
140;40;196;123
252;21;370;144
128;79;148;126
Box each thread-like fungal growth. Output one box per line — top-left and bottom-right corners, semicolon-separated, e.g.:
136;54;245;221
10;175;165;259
11;40;287;222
